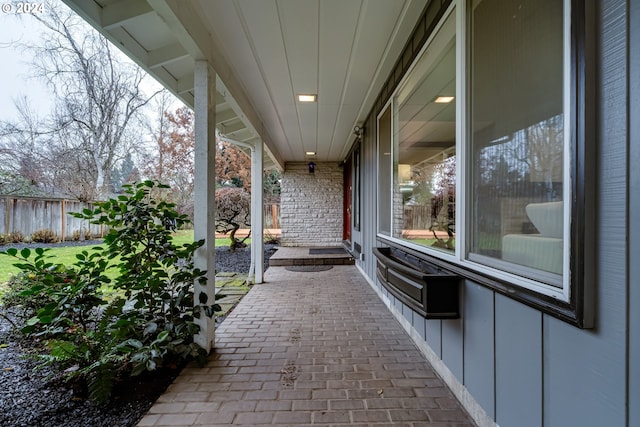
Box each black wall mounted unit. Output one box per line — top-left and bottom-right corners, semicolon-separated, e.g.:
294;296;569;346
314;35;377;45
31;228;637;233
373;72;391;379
373;247;460;319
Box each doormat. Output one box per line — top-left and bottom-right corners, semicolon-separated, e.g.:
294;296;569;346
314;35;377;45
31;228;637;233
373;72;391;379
285;265;334;272
308;248;347;255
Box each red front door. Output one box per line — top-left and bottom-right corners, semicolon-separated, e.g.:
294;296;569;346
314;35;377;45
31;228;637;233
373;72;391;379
343;155;352;242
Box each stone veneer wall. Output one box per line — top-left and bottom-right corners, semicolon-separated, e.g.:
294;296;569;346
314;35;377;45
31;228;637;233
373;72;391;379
280;162;343;247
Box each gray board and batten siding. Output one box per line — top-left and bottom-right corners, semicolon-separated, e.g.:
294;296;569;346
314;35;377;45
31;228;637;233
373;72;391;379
353;1;638;426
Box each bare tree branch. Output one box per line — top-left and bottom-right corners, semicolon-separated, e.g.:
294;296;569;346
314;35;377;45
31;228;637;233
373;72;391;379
0;1;161;199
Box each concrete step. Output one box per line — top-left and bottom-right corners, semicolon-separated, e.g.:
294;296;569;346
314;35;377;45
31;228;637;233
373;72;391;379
268;246;355;266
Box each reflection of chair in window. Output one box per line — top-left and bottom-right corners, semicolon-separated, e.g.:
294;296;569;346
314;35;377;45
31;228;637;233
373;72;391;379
502;201;563;274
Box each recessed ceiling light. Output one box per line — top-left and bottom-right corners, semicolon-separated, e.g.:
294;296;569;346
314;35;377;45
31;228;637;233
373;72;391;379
305;151;316;156
434;96;455;104
298;94;317;102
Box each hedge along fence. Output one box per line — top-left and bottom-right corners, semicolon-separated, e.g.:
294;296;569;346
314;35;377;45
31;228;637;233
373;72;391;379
1;196;105;241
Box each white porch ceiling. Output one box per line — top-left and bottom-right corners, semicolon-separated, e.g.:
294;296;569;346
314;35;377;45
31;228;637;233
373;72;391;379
61;0;428;170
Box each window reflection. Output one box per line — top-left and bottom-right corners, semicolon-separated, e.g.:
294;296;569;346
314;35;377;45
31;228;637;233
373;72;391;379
392;12;456;252
470;0;564;279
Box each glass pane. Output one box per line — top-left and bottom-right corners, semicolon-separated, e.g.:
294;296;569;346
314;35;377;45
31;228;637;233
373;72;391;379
353;146;360;230
470;0;564;278
378;106;392;235
392;11;456;252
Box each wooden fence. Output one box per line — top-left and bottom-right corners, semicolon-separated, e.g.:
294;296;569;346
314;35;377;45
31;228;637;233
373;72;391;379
0;195;281;241
263;203;280;229
403;205;434;230
1;196;104;241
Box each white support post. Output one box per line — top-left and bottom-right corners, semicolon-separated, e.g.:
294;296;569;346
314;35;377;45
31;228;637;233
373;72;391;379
252;140;264;283
193;60;216;351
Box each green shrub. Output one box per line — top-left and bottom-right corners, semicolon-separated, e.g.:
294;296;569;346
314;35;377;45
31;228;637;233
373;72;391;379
74;181;217;380
31;229;59;243
0;269;59;323
0;246;110;335
0;180;217;402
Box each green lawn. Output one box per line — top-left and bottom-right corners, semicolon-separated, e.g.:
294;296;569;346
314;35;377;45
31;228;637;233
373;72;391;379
0;230;249;293
404;238;440;247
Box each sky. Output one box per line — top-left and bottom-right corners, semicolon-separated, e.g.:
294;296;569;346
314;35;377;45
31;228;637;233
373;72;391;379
0;3;178;126
0;10;52;121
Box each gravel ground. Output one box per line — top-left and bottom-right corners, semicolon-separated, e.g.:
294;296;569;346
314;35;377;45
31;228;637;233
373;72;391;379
215;243;277;274
0;242;276;427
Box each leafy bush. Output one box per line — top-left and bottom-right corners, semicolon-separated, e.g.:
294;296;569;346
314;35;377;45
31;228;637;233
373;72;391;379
0;268;60;324
0;180;216;402
0;231;25;245
71;228;89;241
31;228;59;243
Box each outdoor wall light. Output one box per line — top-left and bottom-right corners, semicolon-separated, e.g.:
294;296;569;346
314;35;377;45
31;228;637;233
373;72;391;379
353;125;363;138
308;161;316;174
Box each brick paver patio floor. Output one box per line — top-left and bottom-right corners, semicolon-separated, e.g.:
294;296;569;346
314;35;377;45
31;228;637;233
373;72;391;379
137;265;476;427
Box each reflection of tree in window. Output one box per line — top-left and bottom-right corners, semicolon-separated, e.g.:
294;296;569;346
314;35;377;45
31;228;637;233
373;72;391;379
407;155;455;249
477;115;563;199
527;115;563;199
473;115;563;254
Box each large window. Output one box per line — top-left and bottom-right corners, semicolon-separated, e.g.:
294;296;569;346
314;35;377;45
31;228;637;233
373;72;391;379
378;10;457;253
468;0;566;286
377;0;592;322
394;11;456;253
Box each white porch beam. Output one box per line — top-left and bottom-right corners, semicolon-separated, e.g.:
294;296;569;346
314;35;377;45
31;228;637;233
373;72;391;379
177;74;195;94
102;0;154;30
219;119;250;135
147;43;190;69
193;60;216;352
215;108;240;125
107;26;149;60
179;91;195;107
225;129;256;143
